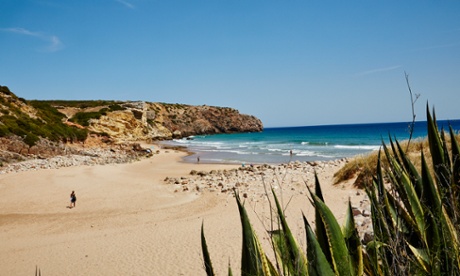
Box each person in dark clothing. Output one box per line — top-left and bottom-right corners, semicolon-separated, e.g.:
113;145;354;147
69;191;77;208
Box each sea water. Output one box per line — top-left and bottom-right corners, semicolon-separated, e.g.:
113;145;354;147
161;120;460;165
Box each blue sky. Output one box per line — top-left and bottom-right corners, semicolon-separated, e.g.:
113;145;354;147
1;1;459;127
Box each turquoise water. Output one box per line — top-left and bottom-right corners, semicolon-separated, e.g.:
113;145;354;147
161;120;460;164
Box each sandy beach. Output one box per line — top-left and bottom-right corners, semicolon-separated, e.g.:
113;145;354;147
0;148;366;275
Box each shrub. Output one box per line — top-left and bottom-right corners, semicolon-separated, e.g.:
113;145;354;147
108;104;126;111
0;125;9;137
70;111;103;126
1;98;89;143
0;85;13;95
29;100;116;109
23;133;39;147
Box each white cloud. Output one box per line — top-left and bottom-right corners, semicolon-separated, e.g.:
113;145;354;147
1;27;38;36
48;35;64;52
356;65;402;76
0;27;64;52
115;0;135;9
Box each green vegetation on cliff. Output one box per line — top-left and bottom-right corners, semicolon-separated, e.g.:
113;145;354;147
0;86;88;146
30;99;117;109
68;104;126;126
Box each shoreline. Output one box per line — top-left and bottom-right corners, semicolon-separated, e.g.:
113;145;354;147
0;144;370;275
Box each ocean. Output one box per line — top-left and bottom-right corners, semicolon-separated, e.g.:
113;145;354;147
161;120;460;165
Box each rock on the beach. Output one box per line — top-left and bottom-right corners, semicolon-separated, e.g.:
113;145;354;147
0;147;143;174
162;158;374;241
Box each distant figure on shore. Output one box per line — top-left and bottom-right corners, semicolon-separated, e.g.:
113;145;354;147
69;191;77;208
290;149;293;156
197;156;200;164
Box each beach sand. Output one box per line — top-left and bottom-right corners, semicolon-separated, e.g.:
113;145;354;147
0;148;364;275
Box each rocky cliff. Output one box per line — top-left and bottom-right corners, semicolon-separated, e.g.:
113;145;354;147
0;85;263;159
57;101;263;141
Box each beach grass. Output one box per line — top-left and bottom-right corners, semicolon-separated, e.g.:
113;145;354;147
334;133;460;188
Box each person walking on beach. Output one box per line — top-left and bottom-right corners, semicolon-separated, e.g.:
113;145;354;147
69;191;77;208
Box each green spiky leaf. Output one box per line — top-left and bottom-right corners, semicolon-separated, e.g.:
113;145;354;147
342;201;363;276
303;215;335;276
272;189;308;275
309;190;354;276
201;222;215;276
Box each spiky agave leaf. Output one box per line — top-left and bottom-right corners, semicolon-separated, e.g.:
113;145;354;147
418;150;458;275
395;138;423;198
201;222;215;276
342;201;363;276
370;152;397;242
271;229;291;275
383;141;410;211
364;165;391;275
419;152;441;261
450;126;460;271
420;151;443;218
235;191;275;276
407;243;430;274
313;172;332;266
439;206;460;272
303;214;335;276
254;227;278;276
308;190;354;276
271;189;308;275
449;126;460;210
427;105;451;196
379;144;414;236
395;162;426;242
228;259;233;276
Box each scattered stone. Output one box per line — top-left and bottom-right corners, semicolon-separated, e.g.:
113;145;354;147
161;157;376;240
0;142;145;174
197;171;208;177
362;231;374;245
352;208;362;216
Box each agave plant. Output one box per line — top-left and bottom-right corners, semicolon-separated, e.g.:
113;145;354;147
366;106;460;275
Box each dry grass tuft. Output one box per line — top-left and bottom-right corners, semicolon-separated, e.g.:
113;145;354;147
334;133;460;189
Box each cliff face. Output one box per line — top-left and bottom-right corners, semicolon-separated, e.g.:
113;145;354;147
85;102;263;141
0;86;263;145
